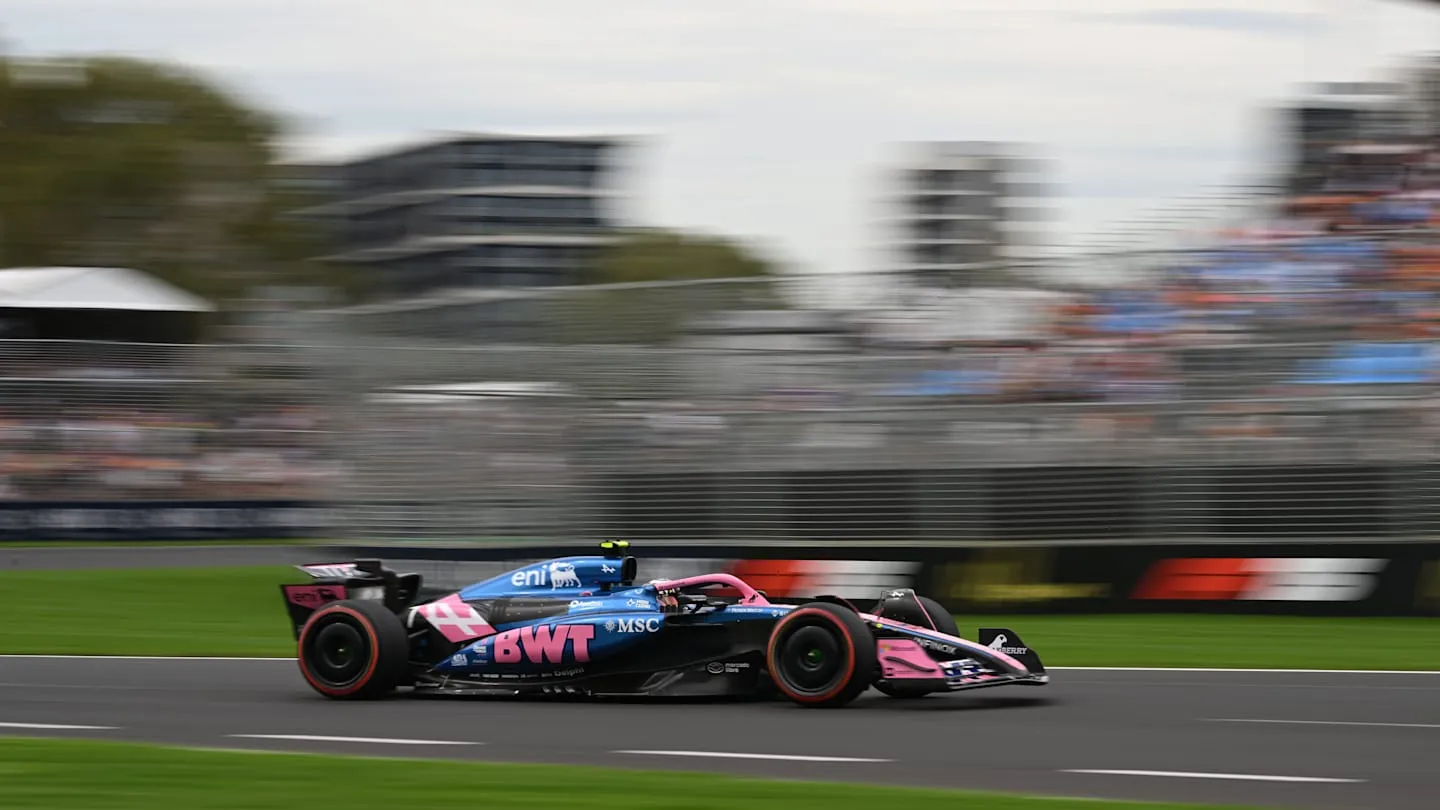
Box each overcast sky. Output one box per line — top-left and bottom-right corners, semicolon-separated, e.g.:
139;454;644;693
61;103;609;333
6;0;1440;288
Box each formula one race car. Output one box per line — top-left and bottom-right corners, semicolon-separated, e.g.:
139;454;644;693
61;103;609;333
279;542;1047;708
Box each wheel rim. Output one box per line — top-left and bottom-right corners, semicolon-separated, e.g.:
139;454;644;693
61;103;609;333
775;621;848;695
306;619;369;686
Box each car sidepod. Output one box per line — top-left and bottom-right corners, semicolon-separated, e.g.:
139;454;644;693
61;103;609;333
416;602;778;697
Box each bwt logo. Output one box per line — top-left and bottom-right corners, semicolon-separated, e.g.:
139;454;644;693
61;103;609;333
511;561;584;589
493;624;595;664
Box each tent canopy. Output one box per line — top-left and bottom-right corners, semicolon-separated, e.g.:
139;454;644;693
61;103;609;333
0;266;214;313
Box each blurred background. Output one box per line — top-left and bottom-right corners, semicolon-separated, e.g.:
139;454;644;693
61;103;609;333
9;10;1440;807
3;0;1440;561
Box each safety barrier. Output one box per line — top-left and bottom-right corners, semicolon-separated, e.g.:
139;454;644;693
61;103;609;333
0;500;332;541
325;541;1440;617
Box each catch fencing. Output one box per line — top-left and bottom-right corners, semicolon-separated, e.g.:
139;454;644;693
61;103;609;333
299;264;1440;547
309;341;1440;547
3;269;1440;545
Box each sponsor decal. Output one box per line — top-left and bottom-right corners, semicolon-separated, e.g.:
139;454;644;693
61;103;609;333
602;564;616;574
725;559;920;599
938;550;1110;606
1132;558;1387;602
492;624;595;664
549;562;582;588
552;666;585;678
625;599;653;609
449;653;467;666
415;597;493;640
706;661;750;675
510;561;584;590
568;600;605;610
915;637;960;656
283;584;346;608
943;659;986;676
725;606;789;616
510;566;542;588
613;617;662;633
987;634;1027;656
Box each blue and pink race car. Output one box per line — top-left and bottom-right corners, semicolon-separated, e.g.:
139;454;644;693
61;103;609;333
280;542;1048;708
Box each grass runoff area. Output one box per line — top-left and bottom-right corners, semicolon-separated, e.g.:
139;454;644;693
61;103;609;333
0;565;1438;668
0;738;1266;810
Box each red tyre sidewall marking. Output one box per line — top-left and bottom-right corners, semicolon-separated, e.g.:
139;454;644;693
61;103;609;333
766;608;857;704
298;606;382;697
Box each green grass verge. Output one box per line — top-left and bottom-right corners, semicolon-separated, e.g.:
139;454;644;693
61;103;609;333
960;613;1440;669
0;738;1260;810
1;565;1438;668
0;566;301;656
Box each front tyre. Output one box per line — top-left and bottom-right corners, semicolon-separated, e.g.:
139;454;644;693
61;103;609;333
766;602;877;708
874;594;957;699
297;599;409;700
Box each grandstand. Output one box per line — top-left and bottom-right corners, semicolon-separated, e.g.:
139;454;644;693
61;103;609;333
0;267;335;502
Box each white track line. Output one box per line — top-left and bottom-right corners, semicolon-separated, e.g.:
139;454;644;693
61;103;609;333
0;722;117;730
1064;769;1364;784
228;734;479;746
615;750;892;763
1209;718;1440;729
2;655;1439;676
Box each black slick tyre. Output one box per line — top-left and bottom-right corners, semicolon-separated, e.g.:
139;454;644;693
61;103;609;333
297;599;409;700
766;602;877;708
874;594;956;698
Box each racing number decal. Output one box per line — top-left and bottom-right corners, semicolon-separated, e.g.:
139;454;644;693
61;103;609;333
492;624;595;664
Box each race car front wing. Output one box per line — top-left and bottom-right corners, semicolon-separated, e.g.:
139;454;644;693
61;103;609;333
937;658;1049;690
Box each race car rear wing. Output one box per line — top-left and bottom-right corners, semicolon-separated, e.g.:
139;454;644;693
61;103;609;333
278;559;424;639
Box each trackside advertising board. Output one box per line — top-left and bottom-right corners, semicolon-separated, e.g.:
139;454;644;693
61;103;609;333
338;543;1440;617
0;500;332;541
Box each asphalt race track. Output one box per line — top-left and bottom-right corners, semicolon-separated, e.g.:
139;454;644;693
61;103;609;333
0;657;1436;809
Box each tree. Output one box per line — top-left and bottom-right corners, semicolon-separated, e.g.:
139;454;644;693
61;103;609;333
542;228;790;344
589;229;776;285
0;52;350;309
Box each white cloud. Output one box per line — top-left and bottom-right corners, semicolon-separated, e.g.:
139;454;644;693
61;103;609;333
6;0;1440;286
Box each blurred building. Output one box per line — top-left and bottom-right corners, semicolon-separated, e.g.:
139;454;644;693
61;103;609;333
1280;81;1423;195
272;161;344;197
1405;52;1440;140
291;133;633;300
875;141;1051;289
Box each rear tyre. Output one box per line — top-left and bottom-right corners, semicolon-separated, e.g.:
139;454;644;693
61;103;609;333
766;602;877;708
297;599;409;700
874;594;957;698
